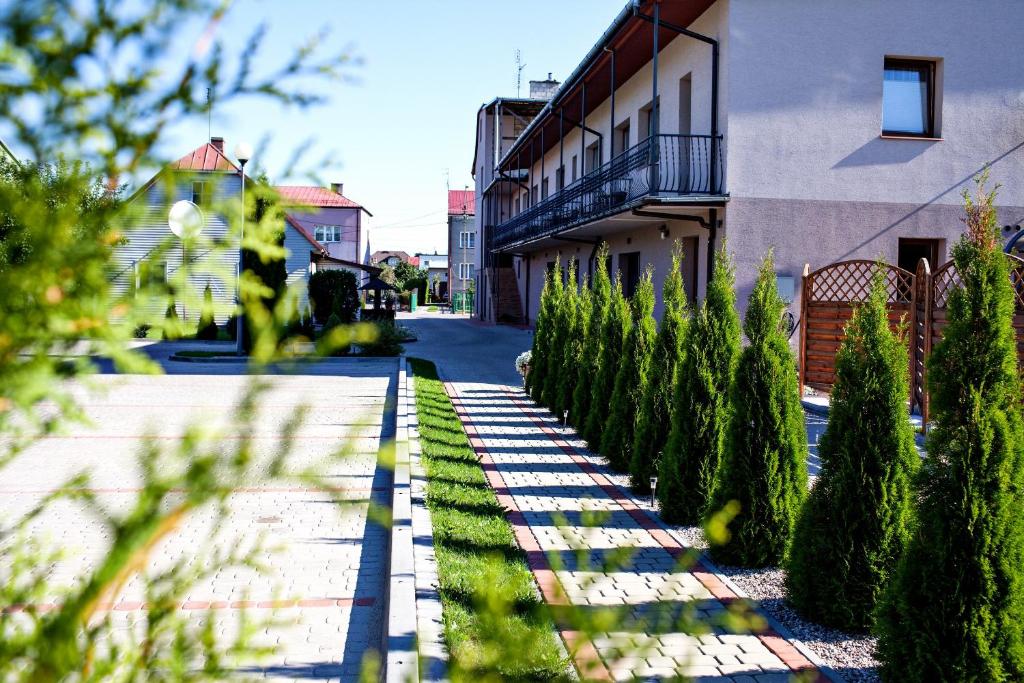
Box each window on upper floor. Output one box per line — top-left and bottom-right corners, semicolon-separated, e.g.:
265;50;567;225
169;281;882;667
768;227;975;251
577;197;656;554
458;262;475;280
541;177;549;200
571;155;578;182
556;166;565;191
613;118;631;157
883;57;939;138
314;225;342;243
191;181;210;206
531;185;538;206
640;96;660;140
585;142;601;173
459;231;476;249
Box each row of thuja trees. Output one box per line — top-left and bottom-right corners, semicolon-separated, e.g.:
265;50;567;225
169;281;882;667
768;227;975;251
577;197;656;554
526;177;1024;680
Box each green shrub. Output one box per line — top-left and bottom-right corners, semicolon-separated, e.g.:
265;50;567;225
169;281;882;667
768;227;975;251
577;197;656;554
308;269;358;325
584;271;629;451
358;322;405;357
572;244;610;434
658;246;740;524
631;243;689;493
162;301;181;340
602;267;655;471
786;268;918;631
876;176;1024;680
559;270;588;423
710;253;807;567
195;284;219;340
540;254;567;410
527;261;555;401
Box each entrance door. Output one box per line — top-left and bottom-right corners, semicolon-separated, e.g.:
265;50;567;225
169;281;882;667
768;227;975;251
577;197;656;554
679;236;699;304
898;238;940;273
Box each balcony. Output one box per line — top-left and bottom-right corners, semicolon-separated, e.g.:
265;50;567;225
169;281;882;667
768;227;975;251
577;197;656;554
493;134;723;251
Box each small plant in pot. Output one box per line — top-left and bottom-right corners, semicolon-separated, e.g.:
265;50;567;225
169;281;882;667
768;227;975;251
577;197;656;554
515;350;532;385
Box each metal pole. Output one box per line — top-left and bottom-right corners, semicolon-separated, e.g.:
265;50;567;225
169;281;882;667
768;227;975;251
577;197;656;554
650;2;660;196
235;160;246;354
559;108;564;186
608;48;616;155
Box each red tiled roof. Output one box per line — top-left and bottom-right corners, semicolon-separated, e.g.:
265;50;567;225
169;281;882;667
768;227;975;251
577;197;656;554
275;185;363;209
171;142;239;172
448;189;475;216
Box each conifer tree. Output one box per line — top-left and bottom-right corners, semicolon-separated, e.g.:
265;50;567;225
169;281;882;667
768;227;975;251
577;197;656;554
196;283;219;340
658;245;741;523
602;268;656;471
877;176;1024;680
786;268;918;631
573;244;610;435
528;259;557;401
556;260;583;419
583;270;629;450
542;255;569;410
710;253;807;567
631;243;689;492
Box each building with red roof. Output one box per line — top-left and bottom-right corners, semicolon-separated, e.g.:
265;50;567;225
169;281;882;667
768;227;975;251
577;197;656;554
113;137;376;323
447;189;477;312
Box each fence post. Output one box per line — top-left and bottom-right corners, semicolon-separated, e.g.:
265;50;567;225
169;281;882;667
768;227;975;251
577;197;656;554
799;263;810;394
913;258;933;426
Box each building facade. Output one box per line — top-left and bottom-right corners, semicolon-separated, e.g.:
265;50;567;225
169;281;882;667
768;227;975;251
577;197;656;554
416;252;449;300
113;138;374;321
446;189;477;312
473;0;1024;327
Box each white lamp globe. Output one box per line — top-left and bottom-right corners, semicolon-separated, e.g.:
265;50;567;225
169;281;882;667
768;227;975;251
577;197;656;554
168;200;204;239
234;142;253;165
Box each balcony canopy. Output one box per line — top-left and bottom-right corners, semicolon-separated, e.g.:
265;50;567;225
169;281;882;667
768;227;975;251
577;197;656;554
497;0;716;173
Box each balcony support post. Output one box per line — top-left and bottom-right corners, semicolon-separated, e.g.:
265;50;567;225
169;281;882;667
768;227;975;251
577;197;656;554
634;7;720;194
559;108;564;186
649;2;660;197
580;80;586;173
541;127;545;201
605;47;616;155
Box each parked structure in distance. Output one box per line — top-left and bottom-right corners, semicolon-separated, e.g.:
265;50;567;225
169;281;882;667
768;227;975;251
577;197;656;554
416;251;449;301
471;0;1024;325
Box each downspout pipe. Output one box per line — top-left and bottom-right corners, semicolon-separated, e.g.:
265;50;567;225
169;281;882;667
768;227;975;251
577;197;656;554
633;6;720;194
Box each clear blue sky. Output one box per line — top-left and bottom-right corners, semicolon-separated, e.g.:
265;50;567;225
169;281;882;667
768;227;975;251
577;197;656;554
161;0;625;255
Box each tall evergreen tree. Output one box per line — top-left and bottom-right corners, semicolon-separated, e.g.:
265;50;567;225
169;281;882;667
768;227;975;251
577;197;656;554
602;268;656;471
542;255;569;410
557;261;583;419
658;246;741;524
195;283;219;340
583;270;629;451
877;176;1024;681
527;259;557;401
631;243;689;493
573;244;610;435
786;268;918;631
710;253;807;567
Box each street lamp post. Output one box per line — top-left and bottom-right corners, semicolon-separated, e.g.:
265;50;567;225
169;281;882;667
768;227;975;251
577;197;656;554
234;142;253;355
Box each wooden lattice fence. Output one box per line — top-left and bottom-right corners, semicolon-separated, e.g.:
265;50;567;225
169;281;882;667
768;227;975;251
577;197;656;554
798;260;915;392
800;255;1024;424
911;253;1024;422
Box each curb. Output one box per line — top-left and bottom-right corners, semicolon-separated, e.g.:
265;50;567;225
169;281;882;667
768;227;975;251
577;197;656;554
384;357;418;682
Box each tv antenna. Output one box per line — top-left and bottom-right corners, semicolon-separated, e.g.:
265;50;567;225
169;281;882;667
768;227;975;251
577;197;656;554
515;49;526;97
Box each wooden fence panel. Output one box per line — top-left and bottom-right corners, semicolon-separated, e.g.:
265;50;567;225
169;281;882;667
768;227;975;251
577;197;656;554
799;260;915;393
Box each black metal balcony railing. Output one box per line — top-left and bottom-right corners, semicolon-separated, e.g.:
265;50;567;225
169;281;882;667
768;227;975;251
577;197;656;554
493;134;723;250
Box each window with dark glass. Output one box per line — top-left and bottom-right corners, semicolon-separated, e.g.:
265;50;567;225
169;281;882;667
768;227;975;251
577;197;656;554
191;181;209;206
883;58;935;137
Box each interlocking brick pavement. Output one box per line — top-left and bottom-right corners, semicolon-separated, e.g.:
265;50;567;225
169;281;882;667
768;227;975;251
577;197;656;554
0;359;396;681
444;379;826;683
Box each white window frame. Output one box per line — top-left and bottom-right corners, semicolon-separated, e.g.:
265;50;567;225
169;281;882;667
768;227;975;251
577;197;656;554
314;225;341;243
458;262;475;280
191;181;209;206
459;231;476;249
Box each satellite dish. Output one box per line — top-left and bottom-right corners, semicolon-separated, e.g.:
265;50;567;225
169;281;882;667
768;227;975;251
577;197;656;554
168;200;204;239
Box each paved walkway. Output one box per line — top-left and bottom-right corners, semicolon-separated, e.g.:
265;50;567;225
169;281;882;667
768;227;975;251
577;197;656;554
0;358;395;681
403;314;828;682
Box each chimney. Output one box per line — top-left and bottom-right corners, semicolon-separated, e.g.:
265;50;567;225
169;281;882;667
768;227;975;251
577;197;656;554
529;73;560;100
210;136;224;152
331;182;344;195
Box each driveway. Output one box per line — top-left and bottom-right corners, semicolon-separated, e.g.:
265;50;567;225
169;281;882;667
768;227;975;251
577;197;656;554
0;356;396;681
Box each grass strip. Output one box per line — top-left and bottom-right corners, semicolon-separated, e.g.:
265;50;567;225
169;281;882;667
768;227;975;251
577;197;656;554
408;358;568;680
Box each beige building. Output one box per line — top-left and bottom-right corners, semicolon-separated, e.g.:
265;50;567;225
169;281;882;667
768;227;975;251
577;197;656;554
473;0;1024;325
